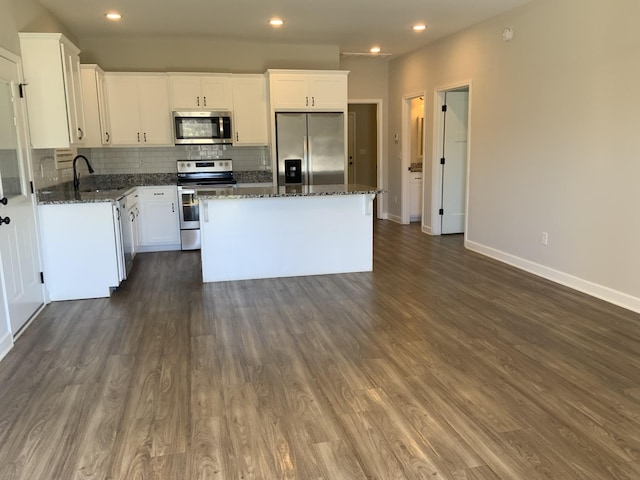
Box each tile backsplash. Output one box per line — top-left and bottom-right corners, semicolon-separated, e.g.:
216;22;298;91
32;149;73;189
31;145;271;189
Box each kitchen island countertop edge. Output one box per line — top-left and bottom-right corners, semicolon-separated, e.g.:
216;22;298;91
196;184;383;200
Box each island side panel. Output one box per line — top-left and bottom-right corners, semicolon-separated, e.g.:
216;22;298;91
39;203;120;300
201;194;374;282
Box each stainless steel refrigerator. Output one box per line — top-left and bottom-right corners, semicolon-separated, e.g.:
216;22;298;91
276;112;346;186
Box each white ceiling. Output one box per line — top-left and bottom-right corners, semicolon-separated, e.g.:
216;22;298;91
40;0;533;57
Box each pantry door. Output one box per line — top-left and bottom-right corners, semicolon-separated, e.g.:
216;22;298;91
0;49;45;337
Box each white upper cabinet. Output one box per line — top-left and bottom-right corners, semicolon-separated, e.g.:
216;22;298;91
18;33;86;148
105;73;172;146
169;74;233;110
267;70;348;111
231;75;268;145
80;64;111;147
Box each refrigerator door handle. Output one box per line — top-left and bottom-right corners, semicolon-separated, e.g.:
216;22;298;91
305;136;313;185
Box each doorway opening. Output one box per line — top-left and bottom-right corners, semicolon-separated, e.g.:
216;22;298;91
400;92;426;225
347;101;383;218
409;96;424;223
431;82;471;236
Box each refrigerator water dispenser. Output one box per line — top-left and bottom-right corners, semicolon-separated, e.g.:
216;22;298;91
284;159;302;184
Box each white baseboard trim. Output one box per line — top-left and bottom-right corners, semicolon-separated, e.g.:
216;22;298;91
421;224;433;235
465;240;640;315
387;214;403;224
13;303;46;342
0;331;13;362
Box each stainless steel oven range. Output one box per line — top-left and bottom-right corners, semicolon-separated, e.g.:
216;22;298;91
177;159;236;250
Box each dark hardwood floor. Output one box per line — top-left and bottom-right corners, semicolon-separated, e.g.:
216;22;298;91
1;220;640;479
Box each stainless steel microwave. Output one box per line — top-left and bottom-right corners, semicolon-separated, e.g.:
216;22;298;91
172;111;233;145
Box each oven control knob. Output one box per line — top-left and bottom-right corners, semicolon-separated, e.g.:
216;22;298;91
187;162;191;168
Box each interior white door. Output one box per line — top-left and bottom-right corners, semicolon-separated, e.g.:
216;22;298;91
441;91;469;234
0;53;45;336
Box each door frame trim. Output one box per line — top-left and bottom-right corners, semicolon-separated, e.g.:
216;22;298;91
347;99;384;219
347;112;357;183
430;80;472;236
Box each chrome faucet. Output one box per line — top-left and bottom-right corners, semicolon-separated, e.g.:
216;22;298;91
72;155;95;191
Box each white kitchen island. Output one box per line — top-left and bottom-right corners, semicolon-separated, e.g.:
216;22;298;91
198;184;380;282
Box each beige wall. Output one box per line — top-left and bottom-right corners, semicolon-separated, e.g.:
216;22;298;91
79;36;339;72
340;56;388;101
341;56;389;207
0;0;75;54
388;0;640;304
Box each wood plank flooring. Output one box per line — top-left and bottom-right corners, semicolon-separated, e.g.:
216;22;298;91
1;220;640;479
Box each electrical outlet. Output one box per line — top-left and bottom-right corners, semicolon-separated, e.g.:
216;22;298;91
541;232;549;246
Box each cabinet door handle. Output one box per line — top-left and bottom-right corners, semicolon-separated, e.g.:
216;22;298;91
197;96;200;107
105;132;110;142
130;212;135;222
236;132;239;142
144;132;147;142
312;97;315;107
116;207;121;220
203;96;207;107
171;202;175;213
0;197;7;205
77;127;84;140
305;96;309;107
0;216;10;225
137;132;141;143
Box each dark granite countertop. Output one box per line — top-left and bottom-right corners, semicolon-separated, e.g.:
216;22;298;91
37;185;131;205
36;172;273;205
196;184;383;200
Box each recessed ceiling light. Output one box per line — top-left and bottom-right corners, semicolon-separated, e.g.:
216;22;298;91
370;46;381;54
105;12;122;21
413;24;427;32
270;18;284;27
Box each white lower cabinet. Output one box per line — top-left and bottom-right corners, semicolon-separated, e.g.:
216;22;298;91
137;186;180;251
127;192;140;257
39;202;124;301
410;172;423;221
119;190;140;275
